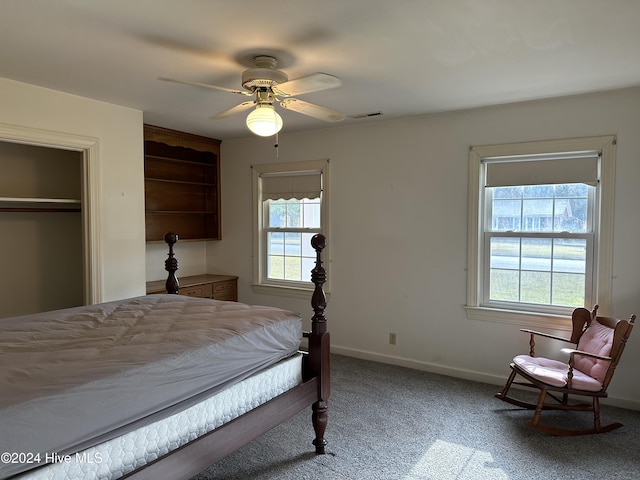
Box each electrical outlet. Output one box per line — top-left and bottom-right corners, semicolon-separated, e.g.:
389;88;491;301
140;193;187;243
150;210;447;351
389;332;397;345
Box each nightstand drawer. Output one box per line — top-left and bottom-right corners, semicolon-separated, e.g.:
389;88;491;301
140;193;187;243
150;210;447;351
179;283;213;298
213;279;237;301
213;280;235;294
213;292;236;301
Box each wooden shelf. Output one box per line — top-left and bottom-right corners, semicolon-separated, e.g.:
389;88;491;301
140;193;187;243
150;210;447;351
144;125;221;242
145;178;215;187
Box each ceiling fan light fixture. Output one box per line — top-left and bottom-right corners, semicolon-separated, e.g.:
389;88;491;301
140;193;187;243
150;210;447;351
246;104;283;136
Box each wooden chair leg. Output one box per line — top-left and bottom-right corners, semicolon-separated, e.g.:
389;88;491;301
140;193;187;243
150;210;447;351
529;387;547;428
495;367;542;409
593;396;601;432
497;368;517;399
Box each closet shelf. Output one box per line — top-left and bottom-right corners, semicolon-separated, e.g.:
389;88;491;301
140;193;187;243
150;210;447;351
0;197;81;212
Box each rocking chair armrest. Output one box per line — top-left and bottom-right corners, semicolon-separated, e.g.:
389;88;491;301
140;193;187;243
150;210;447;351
560;347;612;362
520;329;572;343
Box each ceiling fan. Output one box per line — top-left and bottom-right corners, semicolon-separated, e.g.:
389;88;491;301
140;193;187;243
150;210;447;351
160;55;345;136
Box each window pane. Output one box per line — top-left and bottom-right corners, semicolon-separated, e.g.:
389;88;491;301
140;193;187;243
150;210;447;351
490;237;520;270
284;232;301;255
521;238;551;271
301;232;316;258
555;197;588;233
268;231;284;255
284;256;301;280
492;199;521;231
286;201;301;228
523;198;553;232
268;254;284;279
302;199;321;228
521;271;551;304
555;184;589;233
268;201;287;228
490;269;519;301
553;239;586;274
552;272;585;306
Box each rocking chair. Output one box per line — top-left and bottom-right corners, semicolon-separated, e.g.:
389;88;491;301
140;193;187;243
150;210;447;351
495;305;635;435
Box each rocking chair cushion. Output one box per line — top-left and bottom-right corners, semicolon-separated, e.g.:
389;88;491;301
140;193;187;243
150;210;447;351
575;320;613;383
513;355;604;392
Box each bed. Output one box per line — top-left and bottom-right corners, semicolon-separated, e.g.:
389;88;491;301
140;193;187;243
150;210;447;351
0;232;330;480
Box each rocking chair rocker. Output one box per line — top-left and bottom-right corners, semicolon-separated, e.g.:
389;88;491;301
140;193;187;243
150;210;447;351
495;305;635;435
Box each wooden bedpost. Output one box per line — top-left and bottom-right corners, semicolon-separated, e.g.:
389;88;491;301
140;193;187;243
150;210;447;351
309;233;330;454
164;232;180;294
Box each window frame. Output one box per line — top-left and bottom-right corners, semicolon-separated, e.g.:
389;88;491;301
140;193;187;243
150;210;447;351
252;159;330;298
466;136;616;328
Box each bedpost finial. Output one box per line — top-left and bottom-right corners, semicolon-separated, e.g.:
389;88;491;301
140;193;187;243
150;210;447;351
311;234;326;251
164;231;179;245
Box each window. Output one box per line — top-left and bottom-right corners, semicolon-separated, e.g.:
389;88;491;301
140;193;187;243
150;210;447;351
466;136;616;327
252;159;329;296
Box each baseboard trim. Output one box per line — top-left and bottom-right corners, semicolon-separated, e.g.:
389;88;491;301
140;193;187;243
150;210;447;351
330;345;640;411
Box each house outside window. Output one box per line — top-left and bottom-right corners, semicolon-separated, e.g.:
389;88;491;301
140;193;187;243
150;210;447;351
252;159;329;297
466;136;616;328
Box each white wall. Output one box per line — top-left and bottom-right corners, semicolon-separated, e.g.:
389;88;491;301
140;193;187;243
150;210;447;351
210;87;640;409
0;78;146;302
146;240;207;281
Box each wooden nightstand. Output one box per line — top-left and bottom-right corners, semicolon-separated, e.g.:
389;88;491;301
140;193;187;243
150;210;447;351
146;274;238;301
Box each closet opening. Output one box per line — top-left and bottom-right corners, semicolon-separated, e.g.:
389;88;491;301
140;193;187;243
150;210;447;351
0;125;101;318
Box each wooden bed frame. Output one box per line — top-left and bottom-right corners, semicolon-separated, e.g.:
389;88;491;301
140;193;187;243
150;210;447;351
121;232;330;480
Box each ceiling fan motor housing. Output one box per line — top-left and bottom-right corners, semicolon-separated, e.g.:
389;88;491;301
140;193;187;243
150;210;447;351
242;67;288;91
241;56;288;91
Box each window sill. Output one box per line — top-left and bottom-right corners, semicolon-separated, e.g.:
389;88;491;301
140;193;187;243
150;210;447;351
465;306;572;331
251;283;330;300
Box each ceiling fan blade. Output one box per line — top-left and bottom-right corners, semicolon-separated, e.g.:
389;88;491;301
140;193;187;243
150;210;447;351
159;77;252;96
211;100;255;119
279;98;345;122
273;73;342;97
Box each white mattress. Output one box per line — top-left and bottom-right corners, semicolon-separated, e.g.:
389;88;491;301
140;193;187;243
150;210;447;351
15;352;303;480
1;295;303;479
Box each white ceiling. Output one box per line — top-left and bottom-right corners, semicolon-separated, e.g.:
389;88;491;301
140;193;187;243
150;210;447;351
2;0;640;140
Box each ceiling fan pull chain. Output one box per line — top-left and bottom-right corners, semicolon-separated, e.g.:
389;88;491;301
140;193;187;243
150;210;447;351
274;132;279;158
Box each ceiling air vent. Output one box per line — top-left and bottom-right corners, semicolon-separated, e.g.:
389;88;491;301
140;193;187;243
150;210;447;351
348;111;383;119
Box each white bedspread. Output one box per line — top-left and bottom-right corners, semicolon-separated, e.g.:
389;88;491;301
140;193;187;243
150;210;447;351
0;295;302;479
